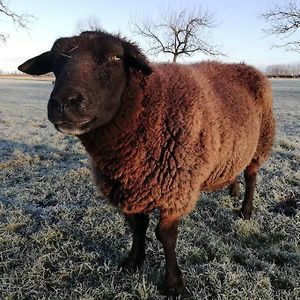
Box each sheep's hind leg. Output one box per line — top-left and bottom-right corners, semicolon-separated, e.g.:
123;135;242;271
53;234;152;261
156;215;184;296
229;178;240;197
121;213;149;271
240;160;259;219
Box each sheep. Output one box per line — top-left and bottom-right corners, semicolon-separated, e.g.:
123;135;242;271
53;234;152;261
18;30;276;296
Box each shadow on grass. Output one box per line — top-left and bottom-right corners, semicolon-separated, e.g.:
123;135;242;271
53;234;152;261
0;138;88;187
271;191;300;217
0;138;86;163
0;137;90;225
190;192;300;268
0;139;60;161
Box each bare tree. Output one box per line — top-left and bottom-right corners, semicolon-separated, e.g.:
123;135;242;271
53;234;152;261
262;0;300;52
265;63;300;77
75;16;102;33
0;0;34;43
133;8;223;62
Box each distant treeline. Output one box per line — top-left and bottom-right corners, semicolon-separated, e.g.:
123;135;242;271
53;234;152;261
0;70;54;77
265;64;300;78
1;65;300;78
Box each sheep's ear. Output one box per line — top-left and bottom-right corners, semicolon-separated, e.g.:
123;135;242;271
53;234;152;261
122;41;153;75
18;51;53;75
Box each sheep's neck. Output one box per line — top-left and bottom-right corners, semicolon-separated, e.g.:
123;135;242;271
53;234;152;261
78;71;166;212
79;73;147;167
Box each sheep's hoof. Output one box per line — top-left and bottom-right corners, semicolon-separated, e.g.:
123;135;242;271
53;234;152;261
164;271;185;297
236;208;252;220
121;256;145;272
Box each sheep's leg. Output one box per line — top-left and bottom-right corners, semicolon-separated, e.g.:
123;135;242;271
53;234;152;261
122;213;149;271
240;160;259;219
156;216;184;296
229;178;240;197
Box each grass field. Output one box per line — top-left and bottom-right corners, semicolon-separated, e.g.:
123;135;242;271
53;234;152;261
0;78;299;300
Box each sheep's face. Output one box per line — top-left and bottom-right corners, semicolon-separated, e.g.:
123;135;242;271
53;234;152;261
18;31;152;135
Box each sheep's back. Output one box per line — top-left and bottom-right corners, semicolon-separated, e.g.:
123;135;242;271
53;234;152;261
150;62;271;192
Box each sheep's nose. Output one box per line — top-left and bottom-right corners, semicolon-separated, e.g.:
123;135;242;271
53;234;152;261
66;94;85;105
50;93;84;108
48;93;86;124
48;97;65;124
51;97;64;112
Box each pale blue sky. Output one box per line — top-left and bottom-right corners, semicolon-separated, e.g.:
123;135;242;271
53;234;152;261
0;0;299;71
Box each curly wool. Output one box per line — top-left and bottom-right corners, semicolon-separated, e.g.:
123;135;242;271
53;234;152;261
80;60;275;219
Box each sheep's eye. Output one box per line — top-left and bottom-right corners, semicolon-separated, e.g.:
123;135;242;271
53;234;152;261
61;53;73;59
60;46;79;59
110;55;121;61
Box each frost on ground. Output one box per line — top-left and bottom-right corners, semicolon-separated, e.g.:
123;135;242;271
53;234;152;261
0;79;300;300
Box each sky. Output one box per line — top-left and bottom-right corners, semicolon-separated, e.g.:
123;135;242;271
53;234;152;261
0;0;299;72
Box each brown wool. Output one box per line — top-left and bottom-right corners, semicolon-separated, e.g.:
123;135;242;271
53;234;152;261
81;61;275;219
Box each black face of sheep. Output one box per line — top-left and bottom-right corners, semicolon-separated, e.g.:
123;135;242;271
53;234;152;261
18;31;152;135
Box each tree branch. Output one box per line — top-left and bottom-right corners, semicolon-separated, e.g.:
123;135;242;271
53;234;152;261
0;0;35;43
132;7;223;62
262;0;300;51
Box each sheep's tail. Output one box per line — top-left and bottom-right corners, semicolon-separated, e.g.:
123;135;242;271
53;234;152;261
253;78;276;165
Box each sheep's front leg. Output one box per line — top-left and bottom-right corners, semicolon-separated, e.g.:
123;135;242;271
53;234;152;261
122;213;149;271
156;216;184;296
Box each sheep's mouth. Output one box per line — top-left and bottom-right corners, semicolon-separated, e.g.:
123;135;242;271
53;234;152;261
54;117;97;135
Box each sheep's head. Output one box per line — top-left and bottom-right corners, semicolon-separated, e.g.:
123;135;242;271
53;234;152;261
18;31;153;135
